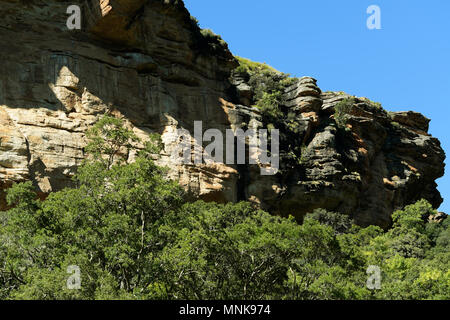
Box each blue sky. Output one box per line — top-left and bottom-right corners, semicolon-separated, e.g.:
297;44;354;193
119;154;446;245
184;0;450;212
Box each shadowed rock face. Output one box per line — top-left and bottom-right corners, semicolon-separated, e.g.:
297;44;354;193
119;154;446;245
231;77;445;228
0;0;445;228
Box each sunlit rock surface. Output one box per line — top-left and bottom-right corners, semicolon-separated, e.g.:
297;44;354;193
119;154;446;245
0;0;445;228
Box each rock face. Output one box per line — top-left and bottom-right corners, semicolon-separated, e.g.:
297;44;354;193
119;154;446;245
0;0;445;228
0;0;239;206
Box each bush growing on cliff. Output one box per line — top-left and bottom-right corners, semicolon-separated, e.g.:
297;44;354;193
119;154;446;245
234;56;293;104
234;56;305;168
200;29;227;48
187;10;230;56
193;28;230;56
334;97;355;129
189;15;200;28
256;92;284;122
0;115;448;300
234;56;280;75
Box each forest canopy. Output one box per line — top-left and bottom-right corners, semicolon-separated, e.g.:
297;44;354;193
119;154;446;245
0;116;448;300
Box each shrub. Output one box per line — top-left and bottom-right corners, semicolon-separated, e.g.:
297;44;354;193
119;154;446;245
334;97;355;128
305;209;354;235
189;15;199;28
200;28;227;48
192;27;230;56
234;56;280;75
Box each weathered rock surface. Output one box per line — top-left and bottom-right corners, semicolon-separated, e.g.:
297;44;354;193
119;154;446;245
229;79;445;227
0;0;445;228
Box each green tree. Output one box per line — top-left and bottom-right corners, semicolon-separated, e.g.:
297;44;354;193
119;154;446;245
154;201;304;299
1;115;184;299
0;115;448;301
85;115;138;169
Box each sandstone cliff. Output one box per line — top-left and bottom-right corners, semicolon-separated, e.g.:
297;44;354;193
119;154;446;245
0;0;445;228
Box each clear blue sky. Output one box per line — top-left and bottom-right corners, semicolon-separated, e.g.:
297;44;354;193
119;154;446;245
184;0;450;212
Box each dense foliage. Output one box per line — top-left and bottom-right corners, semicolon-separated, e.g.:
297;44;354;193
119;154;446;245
334;97;355;129
0;116;448;300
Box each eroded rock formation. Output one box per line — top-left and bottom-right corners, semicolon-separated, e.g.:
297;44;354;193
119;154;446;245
0;0;445;228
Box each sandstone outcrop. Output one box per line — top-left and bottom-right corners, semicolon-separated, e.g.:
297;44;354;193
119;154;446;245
0;0;445;228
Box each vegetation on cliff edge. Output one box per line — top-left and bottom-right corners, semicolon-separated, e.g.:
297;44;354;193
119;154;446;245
0;116;448;300
233;57;311;169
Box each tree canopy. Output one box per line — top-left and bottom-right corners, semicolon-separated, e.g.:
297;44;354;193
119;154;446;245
0;115;448;300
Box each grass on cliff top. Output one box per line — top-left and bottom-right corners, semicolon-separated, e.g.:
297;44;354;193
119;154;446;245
324;91;384;110
234;56;281;75
200;28;227;48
